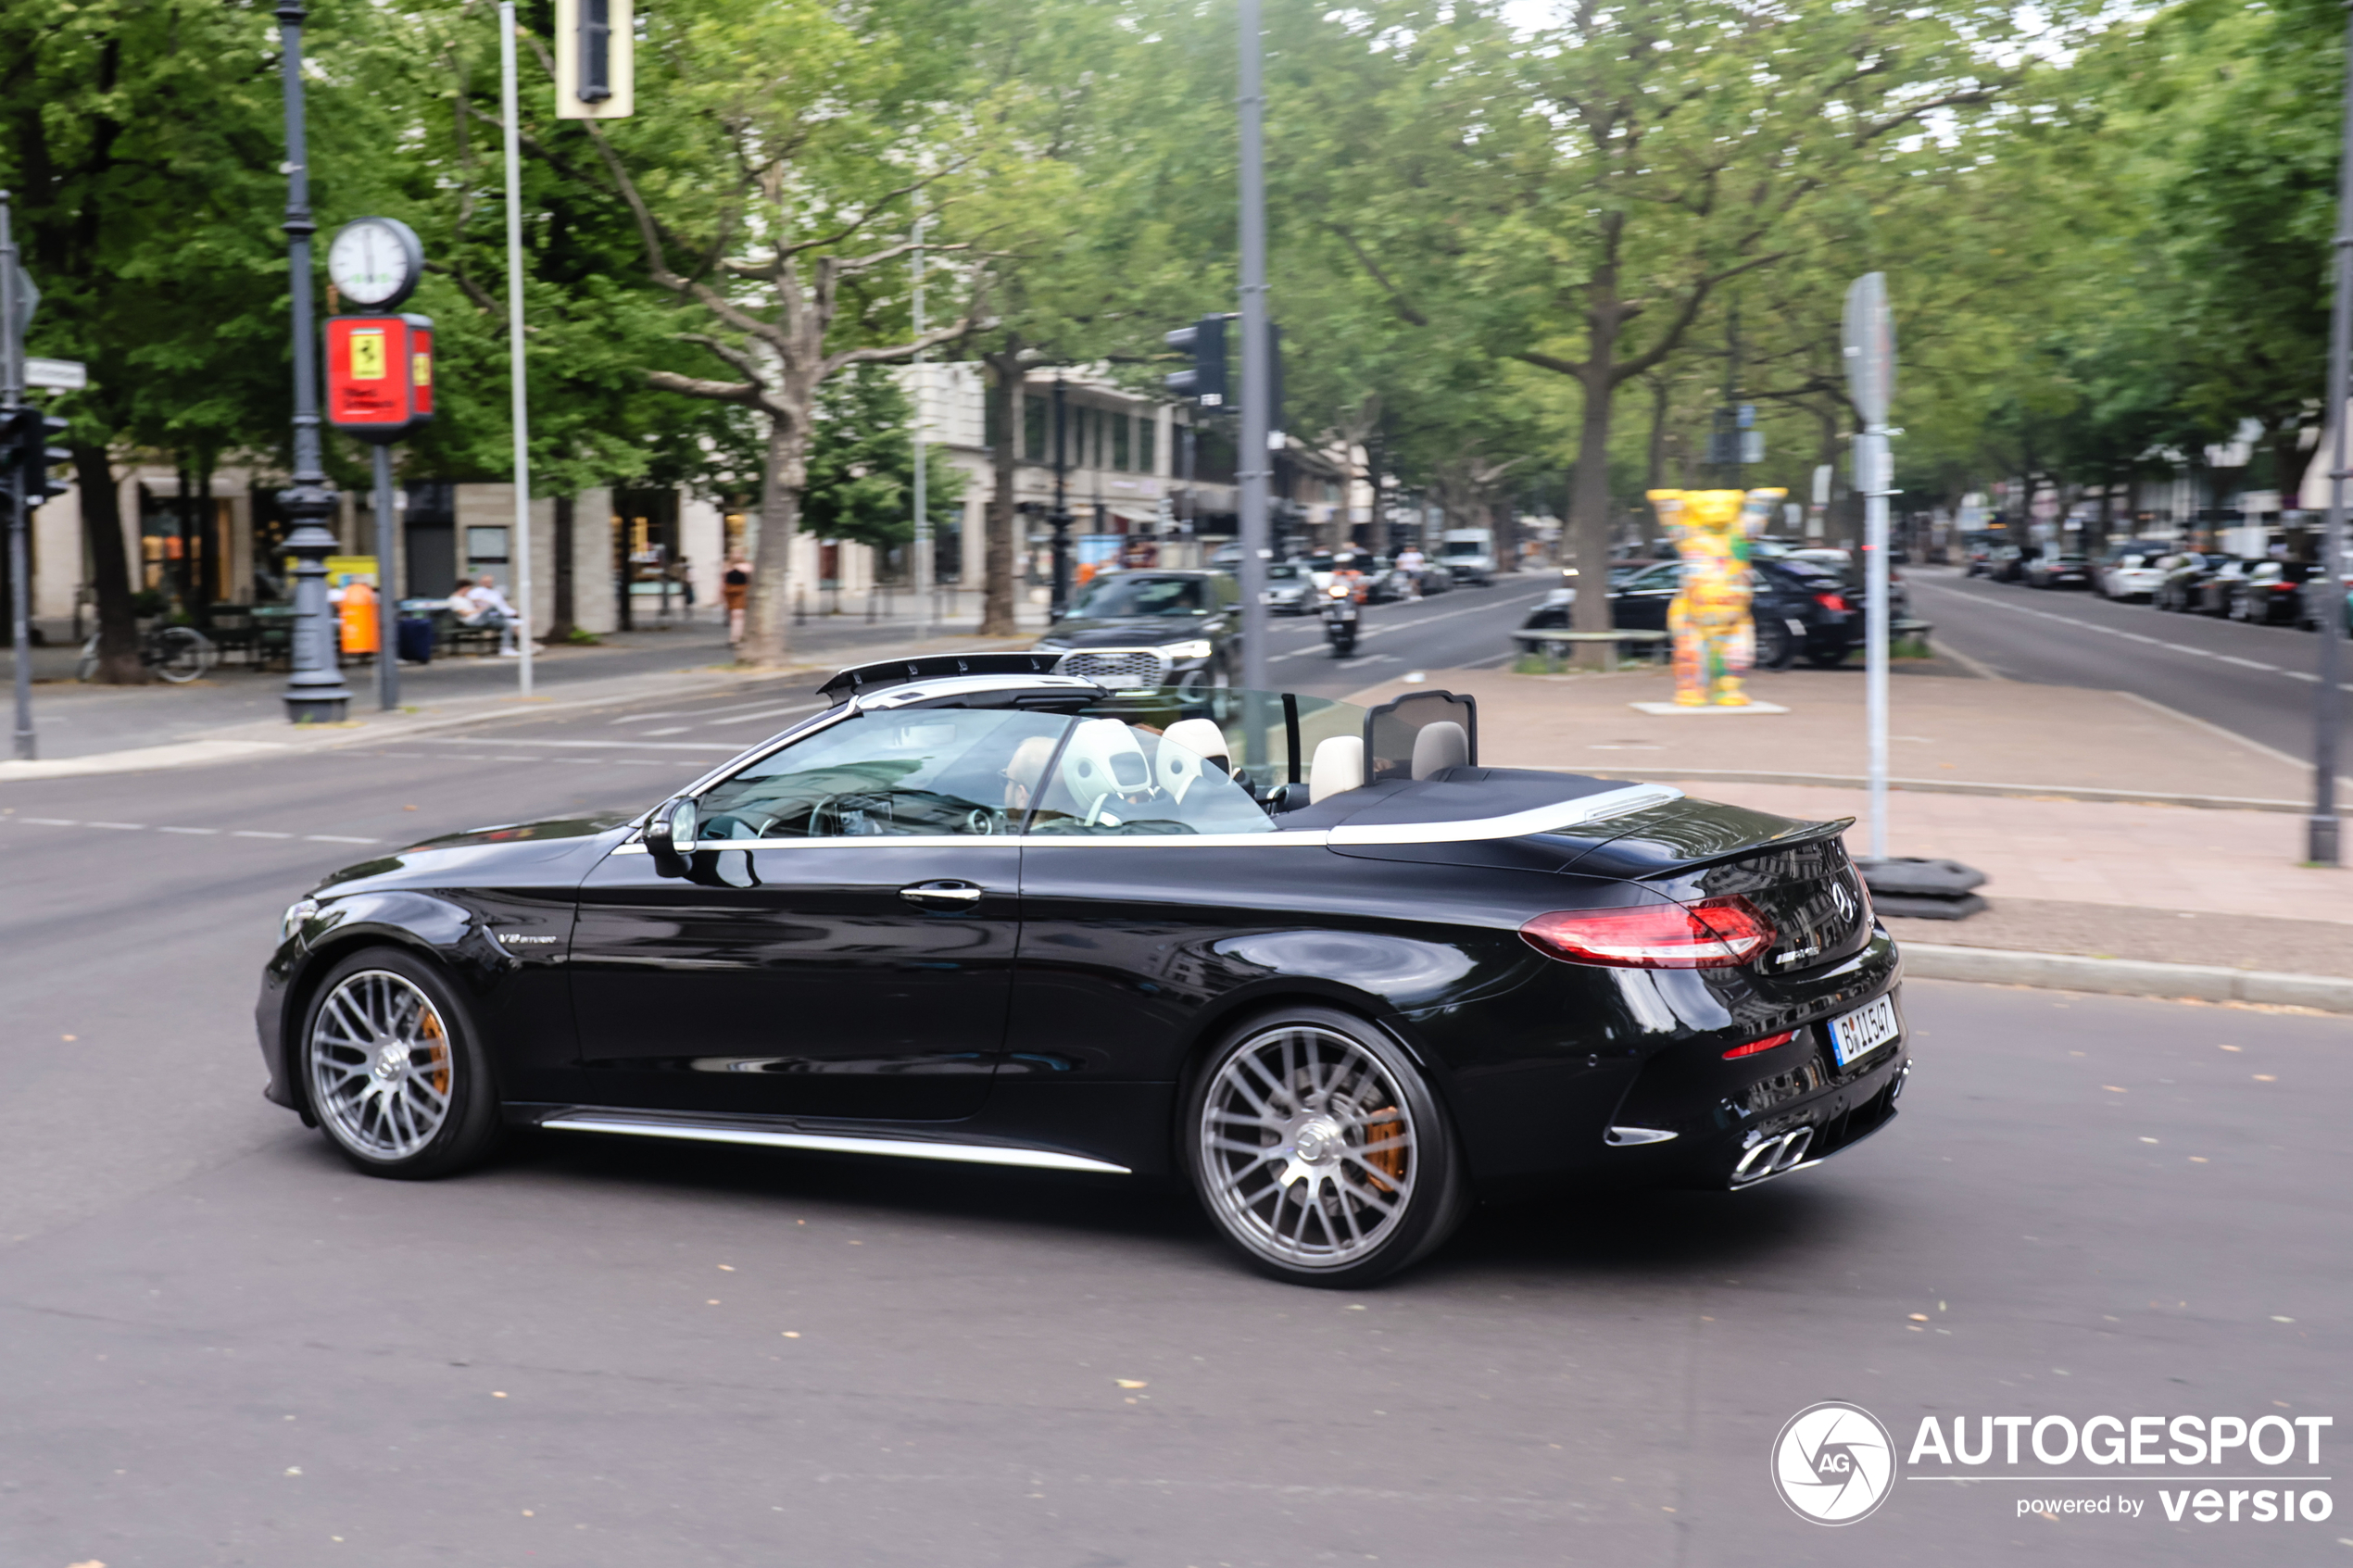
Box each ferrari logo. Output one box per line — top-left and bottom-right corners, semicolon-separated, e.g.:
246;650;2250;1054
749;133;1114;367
348;330;387;381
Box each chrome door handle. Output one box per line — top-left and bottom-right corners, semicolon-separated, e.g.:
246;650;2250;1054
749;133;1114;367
900;881;984;909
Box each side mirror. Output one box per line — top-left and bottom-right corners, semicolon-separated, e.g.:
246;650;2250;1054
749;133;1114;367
644;797;698;878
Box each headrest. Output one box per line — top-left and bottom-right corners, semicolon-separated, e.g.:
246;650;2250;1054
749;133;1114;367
1411;720;1469;779
1059;719;1152;815
1157;719;1230;804
1308;735;1365;802
1162;718;1230;769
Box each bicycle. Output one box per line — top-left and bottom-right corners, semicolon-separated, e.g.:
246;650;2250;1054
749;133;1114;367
75;623;219;684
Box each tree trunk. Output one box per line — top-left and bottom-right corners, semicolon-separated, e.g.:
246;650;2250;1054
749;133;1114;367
981;347;1022;636
549;493;576;643
72;444;145;684
1568;361;1618;669
739;411;810;667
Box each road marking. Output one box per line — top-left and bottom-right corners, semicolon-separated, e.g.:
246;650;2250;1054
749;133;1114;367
8;815;384;844
704;703;819;726
84;822;145;830
233;830;295;839
17;817;77;825
1917;579;2347;687
641;726;692;736
306;834;382;844
157;825;219;834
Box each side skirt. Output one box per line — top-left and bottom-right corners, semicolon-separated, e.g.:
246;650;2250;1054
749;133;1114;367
523;1106;1133;1175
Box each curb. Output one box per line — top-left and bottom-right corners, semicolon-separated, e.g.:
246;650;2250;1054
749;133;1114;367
0;636;1032;784
1902;943;2353;1013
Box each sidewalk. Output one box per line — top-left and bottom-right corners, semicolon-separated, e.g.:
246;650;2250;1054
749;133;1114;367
0;606;1049;771
1347;664;2353;988
0;604;1047;776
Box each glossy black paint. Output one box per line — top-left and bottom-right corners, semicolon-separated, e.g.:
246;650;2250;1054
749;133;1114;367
258;768;1906;1197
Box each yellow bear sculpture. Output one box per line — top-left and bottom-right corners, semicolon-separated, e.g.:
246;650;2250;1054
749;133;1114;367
1644;487;1786;708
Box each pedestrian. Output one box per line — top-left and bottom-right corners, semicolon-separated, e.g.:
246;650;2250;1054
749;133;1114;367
722;555;750;646
1395;542;1427;599
451;572;521;657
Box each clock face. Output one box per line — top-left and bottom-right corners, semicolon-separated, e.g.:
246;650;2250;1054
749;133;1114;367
328;218;418;308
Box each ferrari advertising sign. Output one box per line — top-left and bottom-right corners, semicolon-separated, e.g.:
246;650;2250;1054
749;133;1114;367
325;313;434;443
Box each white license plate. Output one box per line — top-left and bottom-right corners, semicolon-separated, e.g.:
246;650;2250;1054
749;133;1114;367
1097;672;1150;688
1828;996;1899;1067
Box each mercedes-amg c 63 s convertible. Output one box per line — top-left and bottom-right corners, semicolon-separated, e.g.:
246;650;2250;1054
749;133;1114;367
258;655;1910;1286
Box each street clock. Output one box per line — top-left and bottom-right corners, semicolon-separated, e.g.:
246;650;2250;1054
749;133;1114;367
326;217;423;310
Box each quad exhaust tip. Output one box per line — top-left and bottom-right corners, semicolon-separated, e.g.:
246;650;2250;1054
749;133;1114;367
1731;1125;1817;1187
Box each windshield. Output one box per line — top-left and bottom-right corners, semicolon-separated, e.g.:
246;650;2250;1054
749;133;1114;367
1068;574;1208;618
1441;540;1484;557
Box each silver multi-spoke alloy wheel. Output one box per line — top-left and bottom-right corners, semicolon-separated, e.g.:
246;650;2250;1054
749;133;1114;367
308;969;457;1162
1198;1022;1421;1273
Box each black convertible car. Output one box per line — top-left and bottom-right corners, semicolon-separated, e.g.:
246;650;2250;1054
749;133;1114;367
258;656;1910;1286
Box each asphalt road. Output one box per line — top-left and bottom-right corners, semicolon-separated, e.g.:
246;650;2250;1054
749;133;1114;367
2;714;2346;1566
1907;570;2351;771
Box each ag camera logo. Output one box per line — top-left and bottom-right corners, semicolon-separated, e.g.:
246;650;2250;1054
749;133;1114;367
1773;1401;1897;1524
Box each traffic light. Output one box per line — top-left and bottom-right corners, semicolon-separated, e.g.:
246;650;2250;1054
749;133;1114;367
1;407;69;508
556;0;635;119
1164;316;1229;408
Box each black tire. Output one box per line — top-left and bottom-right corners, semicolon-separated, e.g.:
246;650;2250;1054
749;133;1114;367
1804;645;1850;669
1182;1005;1470;1288
299;946;504;1180
1755;619;1796;671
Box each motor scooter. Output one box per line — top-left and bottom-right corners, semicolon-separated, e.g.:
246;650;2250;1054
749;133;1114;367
1321;579;1361;658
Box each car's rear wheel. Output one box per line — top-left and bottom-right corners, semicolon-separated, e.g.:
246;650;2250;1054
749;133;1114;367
302;947;502;1179
1755;618;1796;671
1804;645;1850;669
1185;1008;1468;1287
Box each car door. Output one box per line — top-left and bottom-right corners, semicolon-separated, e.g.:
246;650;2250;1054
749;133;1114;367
566;706;1075;1122
1613;563;1681;631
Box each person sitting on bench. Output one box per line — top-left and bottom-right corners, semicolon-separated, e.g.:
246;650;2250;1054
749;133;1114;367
450;574;521;657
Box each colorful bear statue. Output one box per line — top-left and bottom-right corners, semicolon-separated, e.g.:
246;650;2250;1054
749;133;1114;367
1643;487;1786;707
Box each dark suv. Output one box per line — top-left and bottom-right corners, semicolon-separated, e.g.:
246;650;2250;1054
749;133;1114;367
1032;569;1242;692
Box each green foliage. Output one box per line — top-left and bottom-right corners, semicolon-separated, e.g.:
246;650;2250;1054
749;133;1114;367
803;365;966;553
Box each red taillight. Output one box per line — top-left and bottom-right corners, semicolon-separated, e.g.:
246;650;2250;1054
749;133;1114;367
1813;591;1850;613
1723;1030;1798;1060
1520;897;1778;970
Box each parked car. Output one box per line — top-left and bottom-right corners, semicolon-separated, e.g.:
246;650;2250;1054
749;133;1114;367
2226;560;2321;625
2153;552;2229;612
256;658;1909;1287
2191;558;2259;617
2024;552;2092;590
2094;541;2173;601
1032;568;1241;692
1517;557;1873;669
1984;544;2031;583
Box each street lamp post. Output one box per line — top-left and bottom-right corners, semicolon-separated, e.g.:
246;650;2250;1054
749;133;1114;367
273;2;351;724
2309;0;2353;866
1049;375;1073;618
1234;0;1271;695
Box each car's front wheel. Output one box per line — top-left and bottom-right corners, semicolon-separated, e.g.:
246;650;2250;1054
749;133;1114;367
1185;1008;1469;1287
1755;618;1796;671
301;947;503;1179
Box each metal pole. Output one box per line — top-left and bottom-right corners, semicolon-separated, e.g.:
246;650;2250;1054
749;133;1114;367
371;442;398;709
499;3;535;696
1049;376;1072;617
3;192;32;760
1864;429;1891;861
2310;0;2353;864
274;2;350;724
911;210;931;638
1235;0;1270;694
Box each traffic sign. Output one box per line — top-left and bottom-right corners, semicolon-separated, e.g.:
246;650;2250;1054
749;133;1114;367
25;358;85;391
1842;272;1894;427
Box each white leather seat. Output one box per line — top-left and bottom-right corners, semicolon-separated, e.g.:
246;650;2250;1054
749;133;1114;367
1411;720;1468;779
1308;735;1365;801
1059;719;1154;822
1159;719;1232;802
